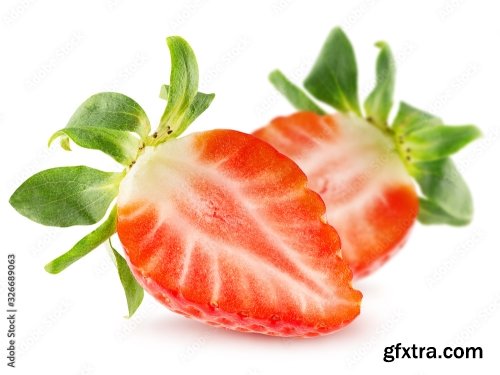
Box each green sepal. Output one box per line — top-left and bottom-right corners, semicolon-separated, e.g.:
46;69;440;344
49;126;141;166
410;159;473;225
402;124;481;161
65;92;150;138
159;84;169;100
161;36;199;124
109;240;144;318
44;205;118;273
49;92;150;165
392;102;480;162
9;166;124;227
304;27;361;115
418;198;470;226
174;91;214;137
156;37;214;142
268;70;325;115
364;41;395;128
392;102;476;226
59;135;72;151
392;102;442;134
158;84;215;138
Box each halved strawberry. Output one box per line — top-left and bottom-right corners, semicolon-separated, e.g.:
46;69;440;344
254;112;418;277
254;28;479;278
9;35;361;336
117;129;361;336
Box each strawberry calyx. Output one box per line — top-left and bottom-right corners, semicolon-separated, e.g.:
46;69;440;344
151;37;215;145
268;27;480;226
9;36;214;317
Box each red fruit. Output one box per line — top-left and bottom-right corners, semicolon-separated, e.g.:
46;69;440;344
258;28;478;278
254;112;419;277
117;129;362;337
10;35;365;334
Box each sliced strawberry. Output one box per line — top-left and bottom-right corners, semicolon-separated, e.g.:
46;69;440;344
117;129;362;337
254;112;419;277
258;28;477;278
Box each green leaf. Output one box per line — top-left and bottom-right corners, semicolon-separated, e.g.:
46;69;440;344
392;102;442;134
109;240;144;318
49;126;141;166
410;158;473;225
59;135;72;151
392;102;481;161
268;70;325;115
157;36;207;141
158;84;215;138
173;90;214;137
9;166;123;227
164;36;199;116
417;198;470;226
364;41;395;127
66;92;150;138
392;103;476;225
304;27;361;115
159;84;169;100
45;205;117;273
404;124;481;161
50;92;149;165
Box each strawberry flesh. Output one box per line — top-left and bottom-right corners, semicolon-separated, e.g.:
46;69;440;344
254;112;419;278
117;129;361;337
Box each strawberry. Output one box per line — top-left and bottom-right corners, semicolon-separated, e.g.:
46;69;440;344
254;112;419;277
117;129;361;336
9;36;361;336
254;28;480;278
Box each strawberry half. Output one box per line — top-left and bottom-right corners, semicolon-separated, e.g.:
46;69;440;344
117;129;361;336
9;36;361;336
254;28;480;278
255;112;419;277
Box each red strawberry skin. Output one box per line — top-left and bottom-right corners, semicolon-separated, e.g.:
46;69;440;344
117;129;362;337
253;112;419;278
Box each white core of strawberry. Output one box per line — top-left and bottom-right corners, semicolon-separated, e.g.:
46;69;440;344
300;113;413;219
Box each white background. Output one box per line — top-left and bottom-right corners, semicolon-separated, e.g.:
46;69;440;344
1;0;499;374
